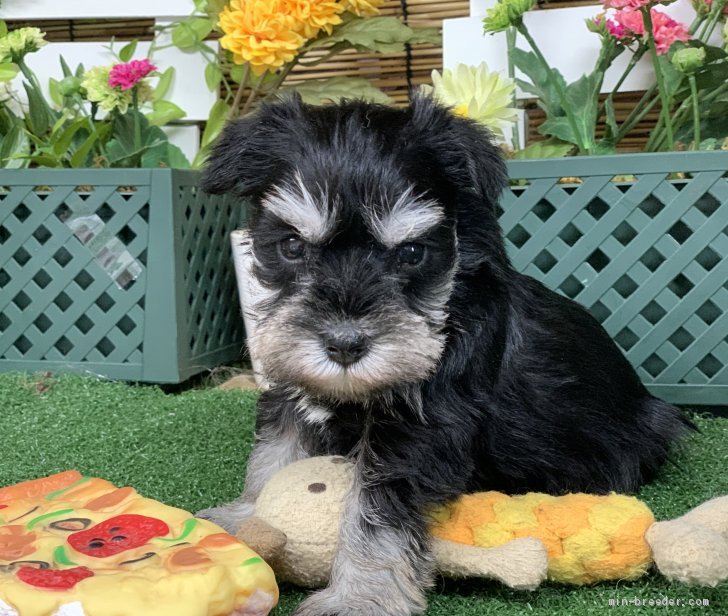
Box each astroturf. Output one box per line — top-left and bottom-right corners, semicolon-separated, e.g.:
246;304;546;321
0;372;726;615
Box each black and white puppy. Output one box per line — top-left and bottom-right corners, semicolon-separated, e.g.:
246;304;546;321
198;95;691;616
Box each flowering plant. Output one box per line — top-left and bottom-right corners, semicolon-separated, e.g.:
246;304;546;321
482;0;728;155
166;0;439;165
0;23;190;168
423;63;518;138
0;0;438;168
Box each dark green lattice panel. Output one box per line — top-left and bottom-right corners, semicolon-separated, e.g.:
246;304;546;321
0;180;149;377
176;177;246;362
504;152;728;404
0;169;245;383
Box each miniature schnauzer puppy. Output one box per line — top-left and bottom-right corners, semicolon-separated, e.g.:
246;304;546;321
198;95;691;616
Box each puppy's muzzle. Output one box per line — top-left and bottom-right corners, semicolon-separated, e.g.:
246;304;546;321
322;324;370;367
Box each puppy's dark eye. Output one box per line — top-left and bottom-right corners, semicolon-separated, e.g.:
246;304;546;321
397;243;425;266
280;236;306;260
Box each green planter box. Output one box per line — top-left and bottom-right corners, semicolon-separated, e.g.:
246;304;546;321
503;151;728;405
0;169;245;383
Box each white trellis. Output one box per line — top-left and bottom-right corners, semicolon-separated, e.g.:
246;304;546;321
0;0;216;161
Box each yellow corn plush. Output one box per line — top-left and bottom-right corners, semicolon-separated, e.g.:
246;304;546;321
236;456;728;590
429;492;654;584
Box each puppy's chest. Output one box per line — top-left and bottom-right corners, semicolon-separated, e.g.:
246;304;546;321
298;402;370;456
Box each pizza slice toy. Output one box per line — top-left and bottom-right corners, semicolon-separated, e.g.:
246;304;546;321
0;471;278;616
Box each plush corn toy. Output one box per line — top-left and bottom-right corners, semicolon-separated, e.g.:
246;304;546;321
237;456;728;590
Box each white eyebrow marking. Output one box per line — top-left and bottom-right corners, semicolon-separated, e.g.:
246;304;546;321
367;187;444;248
261;172;337;243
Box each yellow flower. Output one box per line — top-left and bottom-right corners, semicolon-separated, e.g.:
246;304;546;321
423;63;518;137
219;0;306;75
285;0;344;38
340;0;384;16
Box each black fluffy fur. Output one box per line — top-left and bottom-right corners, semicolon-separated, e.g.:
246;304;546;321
201;95;693;615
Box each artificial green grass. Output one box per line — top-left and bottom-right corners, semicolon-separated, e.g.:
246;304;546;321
1;372;726;615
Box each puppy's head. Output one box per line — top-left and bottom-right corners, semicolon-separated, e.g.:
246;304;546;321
203;95;507;402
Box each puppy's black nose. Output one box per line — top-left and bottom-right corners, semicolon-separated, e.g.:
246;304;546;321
322;327;369;366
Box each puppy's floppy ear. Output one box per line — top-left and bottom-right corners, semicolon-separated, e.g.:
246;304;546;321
406;94;510;274
408;94;507;208
200;95;305;197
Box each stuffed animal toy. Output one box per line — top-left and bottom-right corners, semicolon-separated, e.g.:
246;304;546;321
237;456;728;591
0;471;278;616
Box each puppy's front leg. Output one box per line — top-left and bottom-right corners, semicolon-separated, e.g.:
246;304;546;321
294;472;433;616
197;399;308;533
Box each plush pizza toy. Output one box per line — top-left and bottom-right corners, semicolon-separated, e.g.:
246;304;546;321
0;471;278;616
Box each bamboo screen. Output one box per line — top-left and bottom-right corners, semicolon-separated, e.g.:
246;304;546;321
5;2;660;151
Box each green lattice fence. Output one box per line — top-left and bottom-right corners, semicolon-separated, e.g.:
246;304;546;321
504;151;728;405
0;169;245;383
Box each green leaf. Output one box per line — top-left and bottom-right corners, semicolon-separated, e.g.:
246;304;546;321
106;113;169;167
200;99;231;149
405;27;441;46
119;40;139;63
16;153;62;167
23;82;52;136
172;18;213;50
69;125;109;168
693;59;728;93
324;17;424;54
166;143;191;168
59;56;73;78
513;139;574;160
0;21;7;38
563;72;601;151
0;125;30;169
146;100;187;126
154;67;175;102
592;140;617;155
48;78;63;106
229;65;246;84
511;47;568;118
141;142;191;168
283;77;393;106
537;116;577;145
656;55;684;101
172;23;198;50
52;118;89;158
697;138;718;151
0;62;19;82
205;63;223;92
193;100;231;168
189;17;214;40
205;0;228;19
604;96;618;139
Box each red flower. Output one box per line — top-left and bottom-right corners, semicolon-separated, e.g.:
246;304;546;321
108;59;157;91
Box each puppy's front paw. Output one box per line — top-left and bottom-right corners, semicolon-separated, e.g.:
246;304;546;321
291;589;347;616
195;501;255;534
292;587;417;616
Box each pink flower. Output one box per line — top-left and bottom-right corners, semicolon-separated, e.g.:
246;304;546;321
603;0;651;9
607;8;689;54
605;18;628;38
602;0;677;7
651;10;690;54
108;59;157;90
